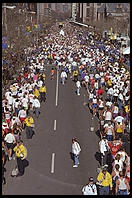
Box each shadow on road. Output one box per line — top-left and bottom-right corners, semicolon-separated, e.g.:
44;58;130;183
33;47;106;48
69;152;74;161
94;151;101;166
95;129;101;139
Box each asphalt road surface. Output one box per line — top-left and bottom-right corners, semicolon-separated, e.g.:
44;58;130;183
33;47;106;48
3;66;100;195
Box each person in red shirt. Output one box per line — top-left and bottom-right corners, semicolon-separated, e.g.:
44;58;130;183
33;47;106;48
97;87;104;97
50;68;55;80
108;139;122;160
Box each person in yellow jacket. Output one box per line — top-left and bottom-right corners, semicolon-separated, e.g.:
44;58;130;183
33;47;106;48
33;86;40;98
97;168;113;195
39;83;47;102
107;79;112;88
72;69;78;82
115;122;125;140
13;140;27;176
24;114;34;139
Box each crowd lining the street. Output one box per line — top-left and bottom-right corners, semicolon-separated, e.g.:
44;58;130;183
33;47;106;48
2;21;130;195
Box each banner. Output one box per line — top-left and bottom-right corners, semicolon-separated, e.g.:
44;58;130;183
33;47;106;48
2;43;7;49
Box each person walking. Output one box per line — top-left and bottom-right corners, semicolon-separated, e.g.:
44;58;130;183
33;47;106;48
60;69;67;85
71;138;81;167
82;177;97;195
96;168;113;195
39;83;47;103
13;140;27;177
50;68;55;80
115;171;130;195
4;129;16;160
24;114;34;139
32;96;40;118
76;80;81;96
99;136;110;166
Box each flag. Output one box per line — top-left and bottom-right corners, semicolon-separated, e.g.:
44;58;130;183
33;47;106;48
26;26;31;32
34;24;40;31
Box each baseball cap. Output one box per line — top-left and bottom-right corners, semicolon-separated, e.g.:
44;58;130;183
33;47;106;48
89;177;94;181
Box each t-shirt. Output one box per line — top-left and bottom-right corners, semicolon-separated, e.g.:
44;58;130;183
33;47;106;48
108;142;121;156
105;111;112;120
18;109;27;118
114;116;124;123
4;133;15;143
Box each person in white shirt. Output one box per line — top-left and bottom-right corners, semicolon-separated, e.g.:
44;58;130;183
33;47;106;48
114;114;124;124
4;131;16;160
107;87;114;101
82;177;97;195
18;107;27;128
76;80;81;96
37;79;43;88
113;154;123;172
60;70;67;85
113;87;119;103
99;136;109;166
104;108;112;123
7;93;13;106
72;138;81;167
32;96;41;118
21;95;29;111
5;89;12;100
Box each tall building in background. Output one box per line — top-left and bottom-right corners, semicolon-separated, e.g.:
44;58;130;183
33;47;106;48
79;3;102;23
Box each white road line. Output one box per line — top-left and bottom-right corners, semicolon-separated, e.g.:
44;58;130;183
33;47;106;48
51;153;55;173
54;120;56;131
55;68;59;106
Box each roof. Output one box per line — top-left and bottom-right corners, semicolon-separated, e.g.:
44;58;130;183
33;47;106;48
97;3;130;13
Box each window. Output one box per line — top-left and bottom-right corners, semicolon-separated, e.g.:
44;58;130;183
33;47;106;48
86;8;90;17
97;3;101;6
87;3;90;6
116;8;122;12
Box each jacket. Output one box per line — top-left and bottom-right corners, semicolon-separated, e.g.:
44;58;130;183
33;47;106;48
97;171;113;188
99;139;109;155
25;117;34;127
72;141;81;155
13;144;27;159
39;86;46;93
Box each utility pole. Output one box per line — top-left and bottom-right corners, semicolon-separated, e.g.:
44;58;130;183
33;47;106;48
3;3;8;35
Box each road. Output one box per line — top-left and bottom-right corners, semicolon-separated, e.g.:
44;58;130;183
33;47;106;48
3;66;100;195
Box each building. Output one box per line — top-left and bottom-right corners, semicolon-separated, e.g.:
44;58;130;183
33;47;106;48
97;3;130;35
79;3;102;23
97;3;130;21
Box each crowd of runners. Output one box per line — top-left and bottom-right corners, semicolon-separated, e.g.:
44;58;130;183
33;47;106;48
2;21;130;195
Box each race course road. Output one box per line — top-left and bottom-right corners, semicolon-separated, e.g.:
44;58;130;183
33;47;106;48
3;66;100;195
